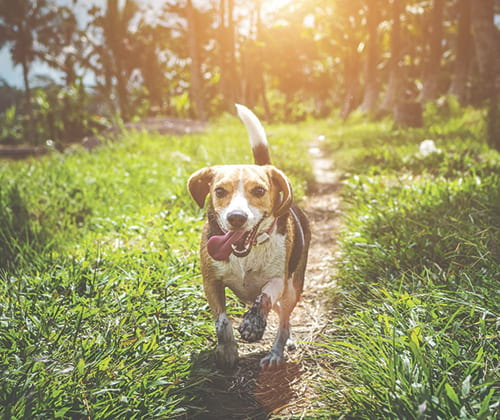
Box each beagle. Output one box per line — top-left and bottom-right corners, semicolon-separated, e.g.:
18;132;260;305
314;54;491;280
187;104;310;369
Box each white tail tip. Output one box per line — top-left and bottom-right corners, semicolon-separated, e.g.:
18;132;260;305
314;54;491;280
235;104;268;148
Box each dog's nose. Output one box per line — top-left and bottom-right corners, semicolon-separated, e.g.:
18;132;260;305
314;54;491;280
227;211;248;228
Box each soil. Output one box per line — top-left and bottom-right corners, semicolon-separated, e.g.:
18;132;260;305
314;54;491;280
187;138;343;419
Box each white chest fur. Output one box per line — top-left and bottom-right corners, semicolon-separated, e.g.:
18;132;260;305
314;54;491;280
213;232;286;303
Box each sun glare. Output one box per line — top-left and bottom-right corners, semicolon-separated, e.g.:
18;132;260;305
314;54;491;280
262;0;292;15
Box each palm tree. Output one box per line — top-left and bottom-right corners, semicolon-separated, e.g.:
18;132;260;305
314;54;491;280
89;0;140;121
0;0;56;141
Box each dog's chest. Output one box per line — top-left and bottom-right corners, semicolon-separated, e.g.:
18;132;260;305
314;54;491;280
213;233;286;303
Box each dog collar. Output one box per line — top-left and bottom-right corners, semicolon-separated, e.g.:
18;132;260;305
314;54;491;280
254;217;277;246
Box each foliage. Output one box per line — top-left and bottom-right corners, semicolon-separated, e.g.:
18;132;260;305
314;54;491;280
0;82;108;146
319;107;500;418
0;116;312;418
2;0;499;147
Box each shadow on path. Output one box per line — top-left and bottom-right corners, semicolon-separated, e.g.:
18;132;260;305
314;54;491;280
186;349;304;419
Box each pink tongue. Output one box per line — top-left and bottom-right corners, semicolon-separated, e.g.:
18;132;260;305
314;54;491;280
207;230;246;261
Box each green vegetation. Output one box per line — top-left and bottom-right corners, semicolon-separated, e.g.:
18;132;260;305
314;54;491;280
320;104;499;418
1;1;499;149
0;117;311;418
0;104;498;418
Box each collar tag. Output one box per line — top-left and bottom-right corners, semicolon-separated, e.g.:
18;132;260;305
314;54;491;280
255;232;270;245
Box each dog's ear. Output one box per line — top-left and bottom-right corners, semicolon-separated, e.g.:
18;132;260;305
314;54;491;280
269;167;293;217
188;167;214;208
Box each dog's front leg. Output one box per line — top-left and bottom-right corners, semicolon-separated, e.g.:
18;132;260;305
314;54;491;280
204;278;238;369
260;285;297;369
215;312;238;369
238;276;283;342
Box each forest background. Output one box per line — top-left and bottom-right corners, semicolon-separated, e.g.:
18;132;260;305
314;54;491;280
0;0;499;150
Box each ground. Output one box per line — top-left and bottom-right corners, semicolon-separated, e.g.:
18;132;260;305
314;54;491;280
187;137;343;419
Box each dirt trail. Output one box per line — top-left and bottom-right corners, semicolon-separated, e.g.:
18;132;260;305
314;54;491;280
189;139;342;419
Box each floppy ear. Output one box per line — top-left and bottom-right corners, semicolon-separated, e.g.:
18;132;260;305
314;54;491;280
269;167;293;217
187;167;214;208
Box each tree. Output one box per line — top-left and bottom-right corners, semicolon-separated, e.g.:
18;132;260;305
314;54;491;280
0;0;57;141
420;0;445;102
470;0;499;150
336;1;364;119
449;0;473;104
240;0;269;117
89;0;140;121
359;0;381;114
36;5;81;87
380;0;403;113
218;0;240;111
186;0;207;120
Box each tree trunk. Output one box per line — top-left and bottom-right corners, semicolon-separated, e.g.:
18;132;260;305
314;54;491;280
115;69;129;121
340;50;360;119
242;0;269;118
186;0;207;120
21;57;35;144
381;0;403;113
359;0;380;114
449;0;472;104
218;0;239;112
420;0;445;102
470;0;496;102
471;0;498;150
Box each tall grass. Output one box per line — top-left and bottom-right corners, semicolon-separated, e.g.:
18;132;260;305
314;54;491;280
0;115;312;418
319;104;499;419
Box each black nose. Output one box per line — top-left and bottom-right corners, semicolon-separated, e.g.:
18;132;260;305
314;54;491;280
227;211;248;228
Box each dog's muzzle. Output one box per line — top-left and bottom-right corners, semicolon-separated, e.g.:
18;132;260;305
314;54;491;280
207;216;270;261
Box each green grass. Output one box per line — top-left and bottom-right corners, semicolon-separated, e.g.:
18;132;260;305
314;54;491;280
318;104;500;419
1;104;498;418
0;115;312;418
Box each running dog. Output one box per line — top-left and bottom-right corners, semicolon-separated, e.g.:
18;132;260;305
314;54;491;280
187;104;310;369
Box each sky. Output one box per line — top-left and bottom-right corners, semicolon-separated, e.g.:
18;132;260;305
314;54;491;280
1;0;101;87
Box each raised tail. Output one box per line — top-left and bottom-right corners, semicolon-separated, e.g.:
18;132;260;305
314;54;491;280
235;104;271;165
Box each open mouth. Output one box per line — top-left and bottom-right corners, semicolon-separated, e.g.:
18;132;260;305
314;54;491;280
230;223;261;257
207;220;263;261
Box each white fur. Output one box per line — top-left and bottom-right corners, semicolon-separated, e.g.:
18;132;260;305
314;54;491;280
235;104;268;149
213;231;287;304
219;177;260;232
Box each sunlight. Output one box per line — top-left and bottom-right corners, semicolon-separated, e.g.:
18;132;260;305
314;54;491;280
262;0;292;14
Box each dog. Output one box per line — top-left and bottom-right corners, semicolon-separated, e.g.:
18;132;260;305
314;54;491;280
187;104;310;369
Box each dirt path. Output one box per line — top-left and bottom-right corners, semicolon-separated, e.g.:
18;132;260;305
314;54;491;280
189;139;342;419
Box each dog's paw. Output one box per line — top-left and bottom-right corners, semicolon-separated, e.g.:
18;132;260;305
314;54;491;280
286;337;297;351
238;294;271;342
215;342;238;370
260;349;285;370
238;305;267;342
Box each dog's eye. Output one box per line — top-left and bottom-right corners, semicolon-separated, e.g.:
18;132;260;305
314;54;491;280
214;187;227;198
251;186;266;198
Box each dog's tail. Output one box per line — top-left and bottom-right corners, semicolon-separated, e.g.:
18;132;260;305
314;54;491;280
235;104;271;165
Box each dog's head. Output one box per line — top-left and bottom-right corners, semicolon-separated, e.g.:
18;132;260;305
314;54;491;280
188;165;293;259
188;164;292;228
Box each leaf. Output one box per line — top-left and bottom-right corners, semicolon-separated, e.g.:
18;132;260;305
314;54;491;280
55;406;71;418
477;388;495;419
461;375;471;398
77;358;85;376
444;383;460;406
